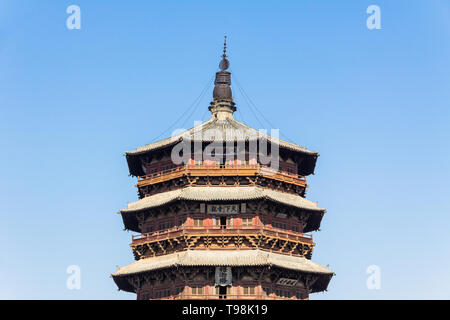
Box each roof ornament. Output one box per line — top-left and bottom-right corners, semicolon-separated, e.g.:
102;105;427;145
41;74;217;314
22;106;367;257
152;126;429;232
219;35;230;71
210;36;236;118
223;35;227;56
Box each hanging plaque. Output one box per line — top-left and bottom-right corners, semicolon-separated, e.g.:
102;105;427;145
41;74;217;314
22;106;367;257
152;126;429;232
276;278;298;286
215;267;232;286
207;204;240;214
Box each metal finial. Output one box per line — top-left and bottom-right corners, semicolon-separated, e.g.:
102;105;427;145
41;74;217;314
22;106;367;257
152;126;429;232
219;35;230;71
223;35;227;57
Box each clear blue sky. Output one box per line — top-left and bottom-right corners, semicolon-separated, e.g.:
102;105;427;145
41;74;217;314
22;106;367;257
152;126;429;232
1;0;449;299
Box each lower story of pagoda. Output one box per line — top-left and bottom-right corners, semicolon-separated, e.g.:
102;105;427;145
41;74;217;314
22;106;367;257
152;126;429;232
112;249;333;300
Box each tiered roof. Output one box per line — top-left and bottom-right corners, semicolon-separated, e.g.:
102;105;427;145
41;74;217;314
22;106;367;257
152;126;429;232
127;117;318;156
121;186;324;213
113;249;333;276
126;117;319;176
112;249;333;292
120;186;325;232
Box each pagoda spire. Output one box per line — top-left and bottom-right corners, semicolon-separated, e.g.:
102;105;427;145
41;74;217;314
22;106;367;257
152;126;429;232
210;35;236;119
219;35;230;71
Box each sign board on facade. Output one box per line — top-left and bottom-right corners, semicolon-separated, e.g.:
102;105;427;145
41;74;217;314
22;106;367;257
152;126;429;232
276;278;298;286
207;204;240;214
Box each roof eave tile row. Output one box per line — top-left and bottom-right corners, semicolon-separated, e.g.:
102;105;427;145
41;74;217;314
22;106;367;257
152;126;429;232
112;249;333;277
125;118;318;156
120;186;325;214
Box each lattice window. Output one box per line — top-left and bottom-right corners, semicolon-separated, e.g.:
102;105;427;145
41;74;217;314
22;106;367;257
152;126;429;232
191;286;203;295
242;217;253;227
243;286;255;295
193;217;203;227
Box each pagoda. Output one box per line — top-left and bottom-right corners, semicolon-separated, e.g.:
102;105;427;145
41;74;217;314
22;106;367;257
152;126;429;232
112;39;333;300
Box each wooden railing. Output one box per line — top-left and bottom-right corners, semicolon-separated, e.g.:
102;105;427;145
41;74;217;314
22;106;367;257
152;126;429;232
137;163;306;186
131;225;313;244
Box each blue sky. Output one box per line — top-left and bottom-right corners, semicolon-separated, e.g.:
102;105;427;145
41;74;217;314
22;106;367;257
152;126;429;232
0;0;449;299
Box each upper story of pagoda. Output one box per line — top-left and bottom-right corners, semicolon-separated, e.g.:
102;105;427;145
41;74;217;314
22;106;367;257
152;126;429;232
124;38;319;199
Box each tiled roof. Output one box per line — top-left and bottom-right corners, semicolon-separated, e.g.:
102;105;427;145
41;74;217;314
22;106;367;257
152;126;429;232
126;117;317;155
112;249;333;277
120;186;324;213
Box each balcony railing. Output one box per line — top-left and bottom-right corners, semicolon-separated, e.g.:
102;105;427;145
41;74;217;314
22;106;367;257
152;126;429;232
131;225;313;244
137;163;306;187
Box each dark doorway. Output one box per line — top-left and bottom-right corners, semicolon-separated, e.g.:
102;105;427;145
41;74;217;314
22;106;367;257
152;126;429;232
220;216;227;229
219;286;227;299
219;157;225;168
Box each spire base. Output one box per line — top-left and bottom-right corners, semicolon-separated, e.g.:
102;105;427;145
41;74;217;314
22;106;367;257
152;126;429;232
209;100;236;120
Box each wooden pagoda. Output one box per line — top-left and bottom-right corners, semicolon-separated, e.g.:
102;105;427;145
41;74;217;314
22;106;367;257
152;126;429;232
112;41;333;300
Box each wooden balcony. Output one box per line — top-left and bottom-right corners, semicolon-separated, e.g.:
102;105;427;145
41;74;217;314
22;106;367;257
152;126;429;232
136;163;306;188
131;225;313;245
